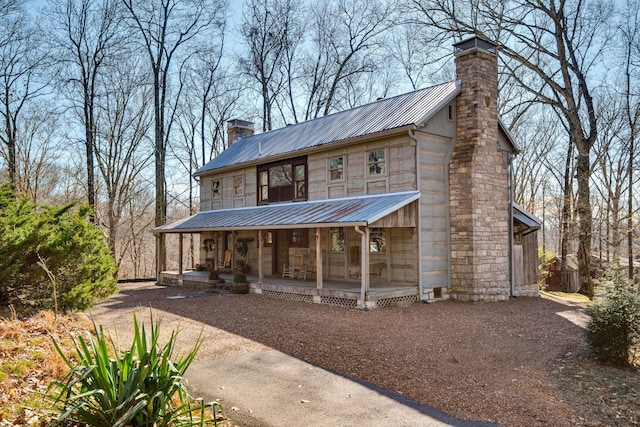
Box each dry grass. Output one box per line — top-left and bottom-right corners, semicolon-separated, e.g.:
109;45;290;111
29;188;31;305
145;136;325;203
0;308;93;426
540;290;592;304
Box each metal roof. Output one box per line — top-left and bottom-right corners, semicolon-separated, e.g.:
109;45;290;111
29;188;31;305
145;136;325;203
513;203;541;229
195;81;461;175
154;191;420;233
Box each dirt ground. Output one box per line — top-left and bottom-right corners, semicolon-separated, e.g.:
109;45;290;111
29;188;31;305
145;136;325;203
88;282;638;427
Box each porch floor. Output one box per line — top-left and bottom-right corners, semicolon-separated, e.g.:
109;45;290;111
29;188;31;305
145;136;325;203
159;270;419;309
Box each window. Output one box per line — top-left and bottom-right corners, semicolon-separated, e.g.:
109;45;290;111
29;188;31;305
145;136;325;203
234;176;244;195
290;229;308;247
330;227;345;253
259;171;268;201
368;149;385;176
211;179;221;199
448;104;454;121
257;157;307;204
329;157;343;181
370;228;386;253
295;164;306;198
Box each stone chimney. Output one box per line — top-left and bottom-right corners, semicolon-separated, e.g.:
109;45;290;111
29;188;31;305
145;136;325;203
448;36;510;301
227;119;254;146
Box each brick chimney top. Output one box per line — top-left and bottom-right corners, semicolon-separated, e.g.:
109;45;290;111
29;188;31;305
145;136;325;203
227;119;254;146
453;36;498;55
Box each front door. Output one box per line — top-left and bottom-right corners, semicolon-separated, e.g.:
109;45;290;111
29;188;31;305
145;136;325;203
273;230;290;275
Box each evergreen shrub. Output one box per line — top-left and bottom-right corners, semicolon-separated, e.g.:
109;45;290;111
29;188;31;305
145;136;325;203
585;268;640;366
0;184;117;311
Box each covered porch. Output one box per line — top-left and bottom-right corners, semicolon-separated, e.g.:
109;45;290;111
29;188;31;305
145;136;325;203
154;191;421;310
159;270;418;309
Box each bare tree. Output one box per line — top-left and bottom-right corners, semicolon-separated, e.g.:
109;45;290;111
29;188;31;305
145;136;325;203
408;0;612;296
94;57;153;264
620;0;640;276
11;101;64;205
239;0;297;131
0;4;50;188
47;0;123;222
121;0;227;270
302;0;394;119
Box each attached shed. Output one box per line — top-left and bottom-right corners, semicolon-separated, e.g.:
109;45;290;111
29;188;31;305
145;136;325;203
512;203;541;296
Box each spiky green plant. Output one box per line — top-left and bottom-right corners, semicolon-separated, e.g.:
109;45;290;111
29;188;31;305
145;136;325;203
47;314;224;426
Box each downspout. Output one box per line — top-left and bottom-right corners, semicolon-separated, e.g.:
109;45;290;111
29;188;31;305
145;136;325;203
409;129;424;300
508;153;515;297
354;226;369;310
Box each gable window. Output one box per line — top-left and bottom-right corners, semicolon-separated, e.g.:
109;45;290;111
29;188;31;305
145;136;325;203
368;149;385;176
234;176;244;195
370;228;386;253
330;227;345;253
257;157;307;204
329;157;344;181
211;179;221;199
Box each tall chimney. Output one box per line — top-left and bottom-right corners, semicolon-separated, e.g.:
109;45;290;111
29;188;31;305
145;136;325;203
227;119;254;146
448;36;510;301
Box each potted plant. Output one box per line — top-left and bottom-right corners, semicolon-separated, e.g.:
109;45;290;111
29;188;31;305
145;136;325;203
230;272;249;294
208;269;220;287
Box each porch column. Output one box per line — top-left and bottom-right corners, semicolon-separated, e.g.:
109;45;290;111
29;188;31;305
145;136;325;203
258;229;264;283
316;228;323;289
155;233;161;283
178;233;183;275
213;232;218;271
355;226;370;309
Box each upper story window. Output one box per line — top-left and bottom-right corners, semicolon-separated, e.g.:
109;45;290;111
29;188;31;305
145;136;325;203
329;157;344;181
368;149;385;176
234;176;243;195
211;179;221;199
257;156;307;204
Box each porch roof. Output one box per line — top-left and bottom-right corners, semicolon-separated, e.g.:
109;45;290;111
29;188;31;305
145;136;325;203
154;191;420;233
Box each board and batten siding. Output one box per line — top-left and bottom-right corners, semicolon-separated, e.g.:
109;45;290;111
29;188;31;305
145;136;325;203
307;134;417;201
201;169;256;211
416;120;457;295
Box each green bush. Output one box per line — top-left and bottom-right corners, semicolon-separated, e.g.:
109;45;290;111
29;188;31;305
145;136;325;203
47;314;224;426
0;184;117;311
585;268;640;366
233;272;246;283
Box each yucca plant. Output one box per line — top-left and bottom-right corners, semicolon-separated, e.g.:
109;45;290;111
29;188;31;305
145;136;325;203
47;314;224;426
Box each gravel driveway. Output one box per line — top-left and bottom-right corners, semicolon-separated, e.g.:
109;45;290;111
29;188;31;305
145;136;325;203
89;282;589;426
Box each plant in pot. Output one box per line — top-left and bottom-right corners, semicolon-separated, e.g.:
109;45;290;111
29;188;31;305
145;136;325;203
208;269;220;287
231;272;249;294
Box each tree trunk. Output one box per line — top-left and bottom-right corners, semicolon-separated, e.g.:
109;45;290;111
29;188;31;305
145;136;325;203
576;150;593;297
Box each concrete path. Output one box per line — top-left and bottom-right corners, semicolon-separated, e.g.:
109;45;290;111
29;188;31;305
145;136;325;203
186;350;496;427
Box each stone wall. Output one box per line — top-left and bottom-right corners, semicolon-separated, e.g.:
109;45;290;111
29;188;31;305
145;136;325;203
449;40;511;301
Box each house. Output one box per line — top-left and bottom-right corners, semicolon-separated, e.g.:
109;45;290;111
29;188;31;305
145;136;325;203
155;36;540;308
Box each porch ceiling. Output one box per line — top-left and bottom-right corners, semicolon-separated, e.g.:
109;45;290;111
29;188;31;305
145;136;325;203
154;191;420;233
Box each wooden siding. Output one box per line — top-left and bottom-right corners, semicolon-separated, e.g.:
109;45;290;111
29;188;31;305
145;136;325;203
415;128;456;292
307;134;417;200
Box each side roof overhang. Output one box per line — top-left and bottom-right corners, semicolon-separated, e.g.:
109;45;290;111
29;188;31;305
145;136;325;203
154;191;421;234
513;202;541;235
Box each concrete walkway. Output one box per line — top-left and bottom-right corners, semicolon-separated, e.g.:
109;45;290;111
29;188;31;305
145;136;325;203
186;350;496;427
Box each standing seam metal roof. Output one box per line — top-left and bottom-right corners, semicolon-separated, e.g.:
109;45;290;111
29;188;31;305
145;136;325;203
154;191;420;233
195;81;461;175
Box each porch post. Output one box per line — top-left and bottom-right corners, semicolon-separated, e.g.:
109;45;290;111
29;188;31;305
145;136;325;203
213;232;218;271
316;228;323;289
258;229;264;283
155;233;161;283
178;233;183;275
355;226;370;309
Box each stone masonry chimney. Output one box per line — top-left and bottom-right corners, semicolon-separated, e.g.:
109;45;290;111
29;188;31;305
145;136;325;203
227;119;254;146
449;36;510;301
